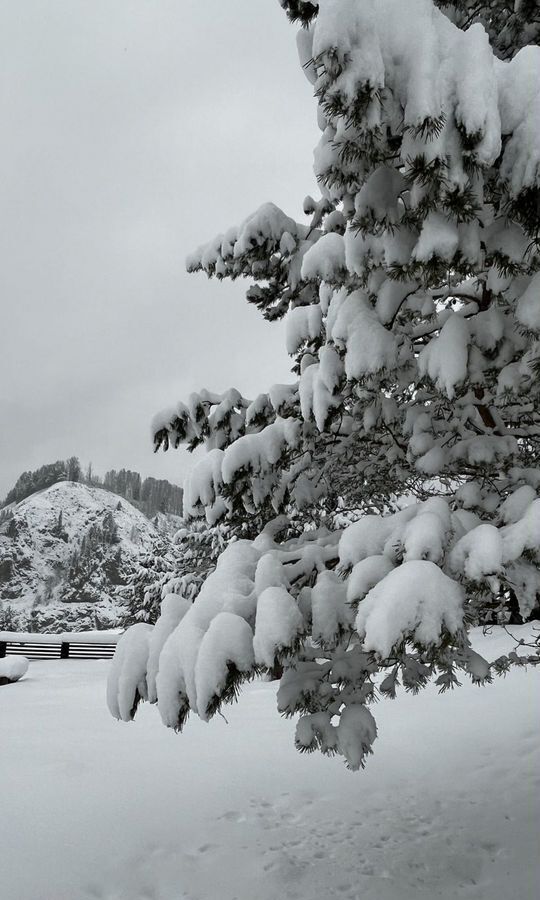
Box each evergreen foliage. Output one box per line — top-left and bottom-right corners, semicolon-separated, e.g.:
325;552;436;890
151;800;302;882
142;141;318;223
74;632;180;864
61;512;123;604
2;459;77;508
100;469;184;518
0;603;22;631
110;0;540;769
123;519;231;625
437;1;540;58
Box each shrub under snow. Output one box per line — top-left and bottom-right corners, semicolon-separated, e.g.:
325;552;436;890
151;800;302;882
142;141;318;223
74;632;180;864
0;656;29;684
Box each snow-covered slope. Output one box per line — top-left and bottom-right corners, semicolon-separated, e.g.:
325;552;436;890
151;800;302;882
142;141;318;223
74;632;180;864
0;481;164;631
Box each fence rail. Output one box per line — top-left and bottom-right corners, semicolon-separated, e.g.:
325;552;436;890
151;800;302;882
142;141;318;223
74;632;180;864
0;632;120;660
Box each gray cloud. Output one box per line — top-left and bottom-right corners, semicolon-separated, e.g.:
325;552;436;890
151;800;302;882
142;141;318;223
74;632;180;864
0;0;319;496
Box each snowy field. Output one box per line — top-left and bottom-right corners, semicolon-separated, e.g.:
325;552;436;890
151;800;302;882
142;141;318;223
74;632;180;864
1;627;538;900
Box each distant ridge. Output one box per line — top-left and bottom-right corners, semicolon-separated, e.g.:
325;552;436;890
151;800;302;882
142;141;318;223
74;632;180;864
1;457;183;520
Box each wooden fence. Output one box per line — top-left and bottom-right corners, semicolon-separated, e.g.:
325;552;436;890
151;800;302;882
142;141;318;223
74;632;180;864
0;632;120;661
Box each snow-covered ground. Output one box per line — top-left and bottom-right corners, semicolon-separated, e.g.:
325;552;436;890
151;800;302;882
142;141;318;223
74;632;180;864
1;627;538;900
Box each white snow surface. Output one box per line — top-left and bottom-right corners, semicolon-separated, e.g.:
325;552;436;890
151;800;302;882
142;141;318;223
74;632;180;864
336;704;378;771
311;569;350;644
0;626;538;900
418;313;470;399
107;623;152;722
0;655;29;682
401;498;450;564
329;290;398;378
286;304;323;354
154;540;260;727
338;505;417;569
450;524;504;581
253;586;304;667
355;560;464;658
413;212;459;263
300;232;346;281
146;595;191;704
195;612;255;720
346;554;395;604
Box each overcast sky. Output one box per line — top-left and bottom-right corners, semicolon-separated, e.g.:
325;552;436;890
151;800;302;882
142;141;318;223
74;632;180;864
0;0;319;498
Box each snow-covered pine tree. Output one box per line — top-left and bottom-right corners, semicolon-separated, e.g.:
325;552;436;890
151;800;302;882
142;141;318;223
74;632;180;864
281;1;540;59
122;518;231;625
109;0;540;769
122;534;178;625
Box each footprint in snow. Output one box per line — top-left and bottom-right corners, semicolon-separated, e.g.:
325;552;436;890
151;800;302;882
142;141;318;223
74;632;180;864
196;843;217;854
219;810;246;823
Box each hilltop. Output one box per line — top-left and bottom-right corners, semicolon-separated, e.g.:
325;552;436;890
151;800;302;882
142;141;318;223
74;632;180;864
0;481;170;632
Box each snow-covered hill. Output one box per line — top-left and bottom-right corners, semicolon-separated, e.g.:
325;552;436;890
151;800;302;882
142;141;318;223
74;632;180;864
0;481;165;631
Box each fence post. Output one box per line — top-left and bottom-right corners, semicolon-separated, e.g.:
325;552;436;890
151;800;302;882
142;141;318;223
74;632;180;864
60;641;70;659
0;641;6;658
